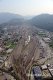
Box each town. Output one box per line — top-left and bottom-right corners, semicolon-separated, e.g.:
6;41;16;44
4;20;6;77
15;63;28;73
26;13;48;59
0;23;53;80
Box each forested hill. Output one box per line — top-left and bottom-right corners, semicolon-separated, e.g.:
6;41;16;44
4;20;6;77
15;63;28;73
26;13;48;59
0;12;23;24
30;14;53;31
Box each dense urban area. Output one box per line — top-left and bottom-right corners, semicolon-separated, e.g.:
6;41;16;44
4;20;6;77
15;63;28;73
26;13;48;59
0;14;53;80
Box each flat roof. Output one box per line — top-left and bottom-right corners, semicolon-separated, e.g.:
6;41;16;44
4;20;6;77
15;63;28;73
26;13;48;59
32;66;42;76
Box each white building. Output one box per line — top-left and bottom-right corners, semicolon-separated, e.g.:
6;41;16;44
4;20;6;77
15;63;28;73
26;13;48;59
25;35;31;46
6;49;13;53
41;65;47;70
43;38;51;43
5;60;11;68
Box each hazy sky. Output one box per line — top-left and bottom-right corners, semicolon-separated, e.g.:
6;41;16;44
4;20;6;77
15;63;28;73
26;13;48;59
0;0;53;16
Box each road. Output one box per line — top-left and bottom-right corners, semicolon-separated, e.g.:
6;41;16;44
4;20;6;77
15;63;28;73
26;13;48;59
36;35;52;64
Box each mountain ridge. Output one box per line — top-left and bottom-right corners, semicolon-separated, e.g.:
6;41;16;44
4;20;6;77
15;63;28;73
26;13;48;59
0;12;23;24
30;14;53;31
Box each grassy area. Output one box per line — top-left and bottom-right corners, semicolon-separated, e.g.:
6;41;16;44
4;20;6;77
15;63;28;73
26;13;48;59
5;40;16;49
9;43;16;48
38;33;46;37
49;40;53;48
